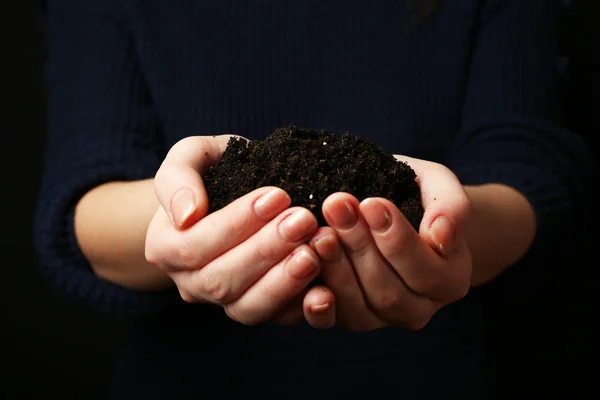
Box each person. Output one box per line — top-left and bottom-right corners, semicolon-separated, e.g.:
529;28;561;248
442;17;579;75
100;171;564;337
34;0;592;398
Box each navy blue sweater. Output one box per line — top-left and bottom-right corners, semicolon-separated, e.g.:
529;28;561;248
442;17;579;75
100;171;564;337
35;1;591;398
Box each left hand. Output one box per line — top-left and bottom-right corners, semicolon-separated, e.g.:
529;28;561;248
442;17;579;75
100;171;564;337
301;155;473;331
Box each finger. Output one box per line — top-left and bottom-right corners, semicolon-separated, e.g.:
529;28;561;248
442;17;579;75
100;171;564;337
309;227;384;331
154;135;239;229
189;207;318;304
322;193;400;303
303;285;336;330
394;156;471;257
224;245;320;326
360;197;471;302
322;193;430;328
145;186;291;271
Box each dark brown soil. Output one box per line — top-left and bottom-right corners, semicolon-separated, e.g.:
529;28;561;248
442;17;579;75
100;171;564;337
203;126;424;230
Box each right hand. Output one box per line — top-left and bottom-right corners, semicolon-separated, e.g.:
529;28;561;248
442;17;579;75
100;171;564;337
145;135;333;326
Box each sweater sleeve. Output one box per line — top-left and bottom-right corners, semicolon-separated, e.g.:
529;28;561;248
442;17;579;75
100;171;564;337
34;0;180;315
445;0;593;309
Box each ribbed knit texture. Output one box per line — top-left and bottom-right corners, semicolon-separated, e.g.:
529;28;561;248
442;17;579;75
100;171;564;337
34;1;591;398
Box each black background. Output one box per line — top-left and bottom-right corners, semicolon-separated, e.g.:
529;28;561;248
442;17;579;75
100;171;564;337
1;1;598;399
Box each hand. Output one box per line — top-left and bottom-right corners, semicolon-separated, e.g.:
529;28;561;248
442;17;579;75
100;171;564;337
145;135;325;326
307;156;472;331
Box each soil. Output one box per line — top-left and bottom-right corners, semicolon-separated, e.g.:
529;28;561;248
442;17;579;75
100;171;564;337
203;126;424;230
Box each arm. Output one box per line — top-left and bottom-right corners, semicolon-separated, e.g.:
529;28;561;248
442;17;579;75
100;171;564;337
464;184;535;286
34;1;178;314
446;1;592;299
74;179;173;291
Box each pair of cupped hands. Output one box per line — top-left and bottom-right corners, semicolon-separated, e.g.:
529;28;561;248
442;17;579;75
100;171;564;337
146;135;473;331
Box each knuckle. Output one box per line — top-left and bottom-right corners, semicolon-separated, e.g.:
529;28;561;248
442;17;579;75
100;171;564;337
173;239;200;268
144;230;169;270
144;250;162;270
405;317;430;331
437;162;451;173
223;306;240;322
436;162;455;177
178;289;197;304
408;276;438;297
224;306;261;326
199;272;233;304
371;291;401;315
252;239;277;266
144;243;160;267
222;211;251;242
153;162;177;189
171;136;196;155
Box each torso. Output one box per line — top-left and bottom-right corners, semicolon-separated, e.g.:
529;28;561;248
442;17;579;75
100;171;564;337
111;2;494;398
122;0;480;160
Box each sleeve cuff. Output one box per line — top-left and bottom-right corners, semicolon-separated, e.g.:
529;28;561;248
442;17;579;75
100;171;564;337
34;161;181;316
447;133;589;312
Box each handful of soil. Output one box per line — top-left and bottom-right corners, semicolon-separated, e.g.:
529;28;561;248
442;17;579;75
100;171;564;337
203;126;424;230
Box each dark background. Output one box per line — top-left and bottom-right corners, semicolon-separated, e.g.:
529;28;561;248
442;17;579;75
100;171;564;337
1;1;598;399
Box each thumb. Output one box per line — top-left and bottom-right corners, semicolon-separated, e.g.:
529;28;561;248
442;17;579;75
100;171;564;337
154;135;239;229
395;155;471;257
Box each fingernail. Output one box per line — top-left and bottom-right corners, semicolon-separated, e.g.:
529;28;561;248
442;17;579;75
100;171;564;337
286;249;319;279
430;216;455;256
171;187;197;228
327;200;358;230
254;188;290;221
363;199;392;233
312;235;341;262
279;209;318;242
310;303;331;313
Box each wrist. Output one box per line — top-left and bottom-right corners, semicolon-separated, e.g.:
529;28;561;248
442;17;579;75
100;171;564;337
463;184;536;286
75;179;175;292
